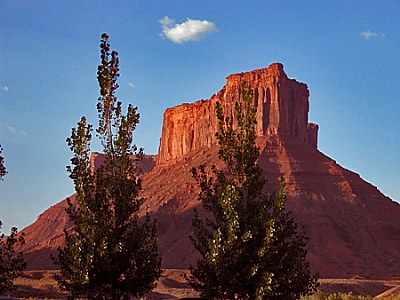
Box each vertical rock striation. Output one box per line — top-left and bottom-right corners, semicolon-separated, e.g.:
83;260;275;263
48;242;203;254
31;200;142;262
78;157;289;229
158;63;318;164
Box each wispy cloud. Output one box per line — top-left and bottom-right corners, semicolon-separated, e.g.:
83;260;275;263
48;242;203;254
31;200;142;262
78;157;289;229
360;30;385;40
160;16;217;44
0;123;28;136
6;126;16;134
128;82;135;88
3;85;9;92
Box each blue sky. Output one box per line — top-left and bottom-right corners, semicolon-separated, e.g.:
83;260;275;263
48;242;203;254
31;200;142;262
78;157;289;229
1;1;399;233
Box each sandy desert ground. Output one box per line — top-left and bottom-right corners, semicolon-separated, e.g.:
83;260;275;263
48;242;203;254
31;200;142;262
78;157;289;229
4;269;400;299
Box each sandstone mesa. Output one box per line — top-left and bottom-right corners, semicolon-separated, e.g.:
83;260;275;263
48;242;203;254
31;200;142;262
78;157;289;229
20;63;400;278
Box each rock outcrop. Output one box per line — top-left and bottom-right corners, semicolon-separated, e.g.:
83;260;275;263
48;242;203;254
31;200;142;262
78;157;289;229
19;63;400;278
158;63;318;164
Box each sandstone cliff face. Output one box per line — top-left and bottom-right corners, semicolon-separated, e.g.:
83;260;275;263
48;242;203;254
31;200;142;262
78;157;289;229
158;63;318;164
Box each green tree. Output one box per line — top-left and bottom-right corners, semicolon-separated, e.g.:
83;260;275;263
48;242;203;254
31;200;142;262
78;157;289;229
0;223;26;294
187;82;318;299
0;145;7;179
54;33;161;299
0;145;26;294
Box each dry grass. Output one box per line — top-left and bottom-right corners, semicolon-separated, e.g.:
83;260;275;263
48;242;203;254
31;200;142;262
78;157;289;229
318;277;400;298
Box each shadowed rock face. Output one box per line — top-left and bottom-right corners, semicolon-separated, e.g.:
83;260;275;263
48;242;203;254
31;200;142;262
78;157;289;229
20;64;400;278
142;134;400;278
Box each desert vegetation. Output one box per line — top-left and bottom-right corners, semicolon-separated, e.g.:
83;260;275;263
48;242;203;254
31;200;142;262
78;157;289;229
301;292;373;299
302;292;399;299
0;220;26;295
0;145;7;179
0;145;27;295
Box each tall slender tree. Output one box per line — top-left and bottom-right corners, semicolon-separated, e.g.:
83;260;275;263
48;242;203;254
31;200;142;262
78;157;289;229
54;33;161;299
0;145;7;179
187;82;318;299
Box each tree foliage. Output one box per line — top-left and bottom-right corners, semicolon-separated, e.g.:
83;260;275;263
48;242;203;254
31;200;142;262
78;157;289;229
0;146;26;294
0;221;26;295
54;33;161;299
187;82;318;299
0;145;7;179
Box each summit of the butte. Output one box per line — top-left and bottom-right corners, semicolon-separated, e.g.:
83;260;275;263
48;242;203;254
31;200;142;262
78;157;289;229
20;63;400;278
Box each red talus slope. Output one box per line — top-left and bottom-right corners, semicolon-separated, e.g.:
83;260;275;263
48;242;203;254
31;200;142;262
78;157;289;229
20;197;71;270
139;134;400;278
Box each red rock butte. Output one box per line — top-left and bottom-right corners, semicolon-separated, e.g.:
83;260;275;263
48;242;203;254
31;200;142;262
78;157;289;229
159;63;318;164
20;63;400;278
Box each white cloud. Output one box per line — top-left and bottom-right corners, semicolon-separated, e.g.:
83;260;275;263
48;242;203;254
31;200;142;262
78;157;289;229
128;82;135;88
160;16;217;44
360;30;385;40
3;85;9;92
0;123;28;136
6;126;16;134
